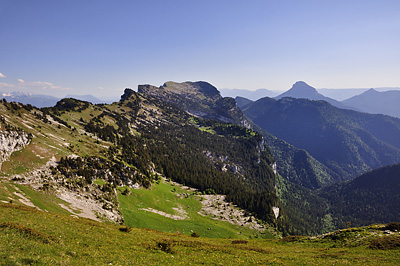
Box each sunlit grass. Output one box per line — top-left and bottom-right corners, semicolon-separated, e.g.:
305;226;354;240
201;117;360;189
1;202;399;265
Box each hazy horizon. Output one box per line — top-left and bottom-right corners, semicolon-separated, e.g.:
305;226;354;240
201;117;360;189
1;1;400;98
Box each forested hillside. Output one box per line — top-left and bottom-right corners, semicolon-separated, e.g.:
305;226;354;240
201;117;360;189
139;81;341;190
242;96;400;180
0;88;288;233
319;163;400;228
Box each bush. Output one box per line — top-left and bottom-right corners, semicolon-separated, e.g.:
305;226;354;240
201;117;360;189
157;239;174;253
385;222;400;232
232;240;248;244
190;232;200;238
369;236;400;250
119;226;132;233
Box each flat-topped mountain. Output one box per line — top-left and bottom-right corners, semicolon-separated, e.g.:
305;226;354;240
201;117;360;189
276;81;352;110
138;81;248;126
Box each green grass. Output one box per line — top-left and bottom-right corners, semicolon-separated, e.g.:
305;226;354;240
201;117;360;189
93;179;106;186
0;181;76;216
198;126;216;134
14;184;79;215
1;203;399;265
0;147;46;175
119;180;274;239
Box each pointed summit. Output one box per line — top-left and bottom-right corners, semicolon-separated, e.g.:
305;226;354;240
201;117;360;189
275;81;353;110
276;81;320;100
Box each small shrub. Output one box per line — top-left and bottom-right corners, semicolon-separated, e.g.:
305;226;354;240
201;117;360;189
232;239;248;244
385;222;400;232
157;239;174;254
190;232;200;238
369;236;400;250
119;226;132;233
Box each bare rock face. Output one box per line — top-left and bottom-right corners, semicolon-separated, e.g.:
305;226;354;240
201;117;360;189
0;130;31;168
138;81;249;126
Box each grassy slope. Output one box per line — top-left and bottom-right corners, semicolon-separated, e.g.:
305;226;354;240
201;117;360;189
1;203;399;265
0;180;76;216
119;180;273;239
0;103;107;176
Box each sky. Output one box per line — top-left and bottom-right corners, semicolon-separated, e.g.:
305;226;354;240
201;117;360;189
1;0;400;98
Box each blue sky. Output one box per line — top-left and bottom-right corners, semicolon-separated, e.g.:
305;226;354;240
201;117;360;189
1;0;399;98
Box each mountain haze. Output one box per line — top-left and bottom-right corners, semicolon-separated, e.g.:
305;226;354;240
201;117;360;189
235;96;253;108
220;88;279;101
343;89;400;118
1;91;60;108
276;81;352;110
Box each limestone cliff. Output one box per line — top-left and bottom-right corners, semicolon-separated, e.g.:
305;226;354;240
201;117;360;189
0;130;31;168
138;81;249;127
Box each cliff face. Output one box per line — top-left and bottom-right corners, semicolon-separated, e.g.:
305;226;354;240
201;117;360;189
138;81;249;126
0;130;31;168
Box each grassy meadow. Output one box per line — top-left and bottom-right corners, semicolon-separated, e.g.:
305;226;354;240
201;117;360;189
1;201;399;265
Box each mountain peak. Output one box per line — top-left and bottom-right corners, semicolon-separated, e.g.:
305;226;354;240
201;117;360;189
276;81;319;100
137;81;247;125
291;81;318;93
275;81;354;110
120;88;136;101
160;81;221;98
365;88;378;94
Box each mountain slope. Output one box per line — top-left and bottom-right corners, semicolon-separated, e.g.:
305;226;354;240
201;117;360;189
139;81;340;190
242;97;400;180
276;81;352;110
0;89;285;233
343;89;400;118
319;163;400;228
235;96;253;108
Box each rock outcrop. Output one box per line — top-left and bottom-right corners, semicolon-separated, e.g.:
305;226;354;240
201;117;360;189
0;130;31;168
138;81;249;127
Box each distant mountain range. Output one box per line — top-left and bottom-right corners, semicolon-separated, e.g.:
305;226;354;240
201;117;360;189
1;91;115;108
225;82;400;119
318;87;400;101
275;81;353;110
235;96;253;108
342;89;400;118
1;92;60;108
220;88;279;101
317;88;369;101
